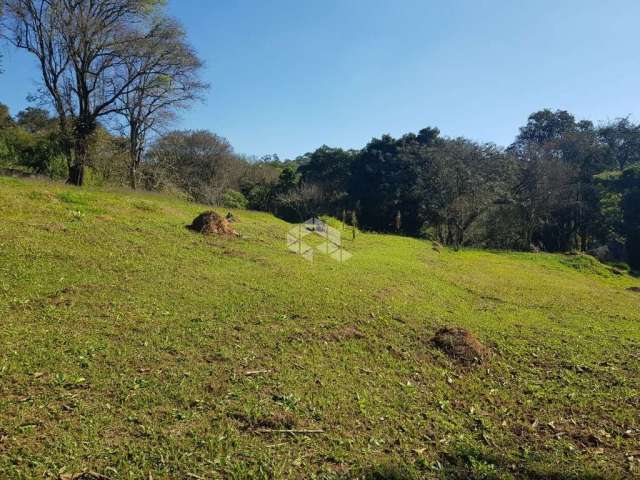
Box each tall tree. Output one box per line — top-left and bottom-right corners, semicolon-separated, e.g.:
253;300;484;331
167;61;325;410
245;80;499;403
348;134;404;232
509;110;608;251
298;145;356;212
2;0;171;185
513;109;578;148
599;118;640;171
116;17;206;189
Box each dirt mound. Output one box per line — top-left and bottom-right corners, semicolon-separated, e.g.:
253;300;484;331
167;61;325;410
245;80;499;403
431;327;490;365
628;286;640;293
188;211;238;236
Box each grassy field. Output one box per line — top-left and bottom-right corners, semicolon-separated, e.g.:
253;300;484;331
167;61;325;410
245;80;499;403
0;176;639;480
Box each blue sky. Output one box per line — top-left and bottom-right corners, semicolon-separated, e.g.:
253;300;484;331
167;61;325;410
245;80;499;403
1;0;639;159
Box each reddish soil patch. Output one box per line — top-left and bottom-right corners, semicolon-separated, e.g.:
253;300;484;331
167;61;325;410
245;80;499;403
431;326;490;365
188;211;237;236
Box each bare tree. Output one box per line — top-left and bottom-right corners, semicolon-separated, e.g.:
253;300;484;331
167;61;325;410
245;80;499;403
116;17;207;189
276;183;325;222
2;0;173;185
145;130;246;205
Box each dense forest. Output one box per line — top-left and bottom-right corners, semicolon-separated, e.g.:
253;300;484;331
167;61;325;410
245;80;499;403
0;1;639;269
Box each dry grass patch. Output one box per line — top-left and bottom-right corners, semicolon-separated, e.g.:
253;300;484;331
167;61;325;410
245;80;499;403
431;326;491;366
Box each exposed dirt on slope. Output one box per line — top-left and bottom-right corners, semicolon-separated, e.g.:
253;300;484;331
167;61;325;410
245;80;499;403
431;326;490;366
188;211;238;236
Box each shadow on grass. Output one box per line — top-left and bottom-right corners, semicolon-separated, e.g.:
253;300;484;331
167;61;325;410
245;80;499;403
342;446;610;480
436;447;608;480
341;463;419;480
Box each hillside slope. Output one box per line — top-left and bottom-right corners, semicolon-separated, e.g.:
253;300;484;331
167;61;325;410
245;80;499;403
1;176;639;480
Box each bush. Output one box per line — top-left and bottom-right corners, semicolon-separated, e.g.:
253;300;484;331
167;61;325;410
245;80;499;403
45;154;68;180
245;184;274;211
0;126;66;177
220;189;248;209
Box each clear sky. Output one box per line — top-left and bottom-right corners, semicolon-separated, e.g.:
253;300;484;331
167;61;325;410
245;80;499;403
1;0;639;159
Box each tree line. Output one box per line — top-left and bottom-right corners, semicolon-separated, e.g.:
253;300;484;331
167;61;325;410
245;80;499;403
2;104;637;269
285;111;640;269
0;2;638;269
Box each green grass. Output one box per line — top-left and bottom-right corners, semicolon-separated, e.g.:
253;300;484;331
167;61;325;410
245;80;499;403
1;176;639;479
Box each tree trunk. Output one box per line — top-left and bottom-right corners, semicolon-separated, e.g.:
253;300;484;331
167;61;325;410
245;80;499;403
67;116;96;186
129;163;137;190
67;164;85;186
128;124;142;190
68;140;88;186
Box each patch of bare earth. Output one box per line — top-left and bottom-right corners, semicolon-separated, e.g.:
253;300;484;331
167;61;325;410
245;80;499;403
188;211;238;236
431;326;490;366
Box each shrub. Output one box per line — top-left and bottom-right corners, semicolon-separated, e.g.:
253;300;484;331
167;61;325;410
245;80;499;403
45;154;68;180
220;189;248;209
